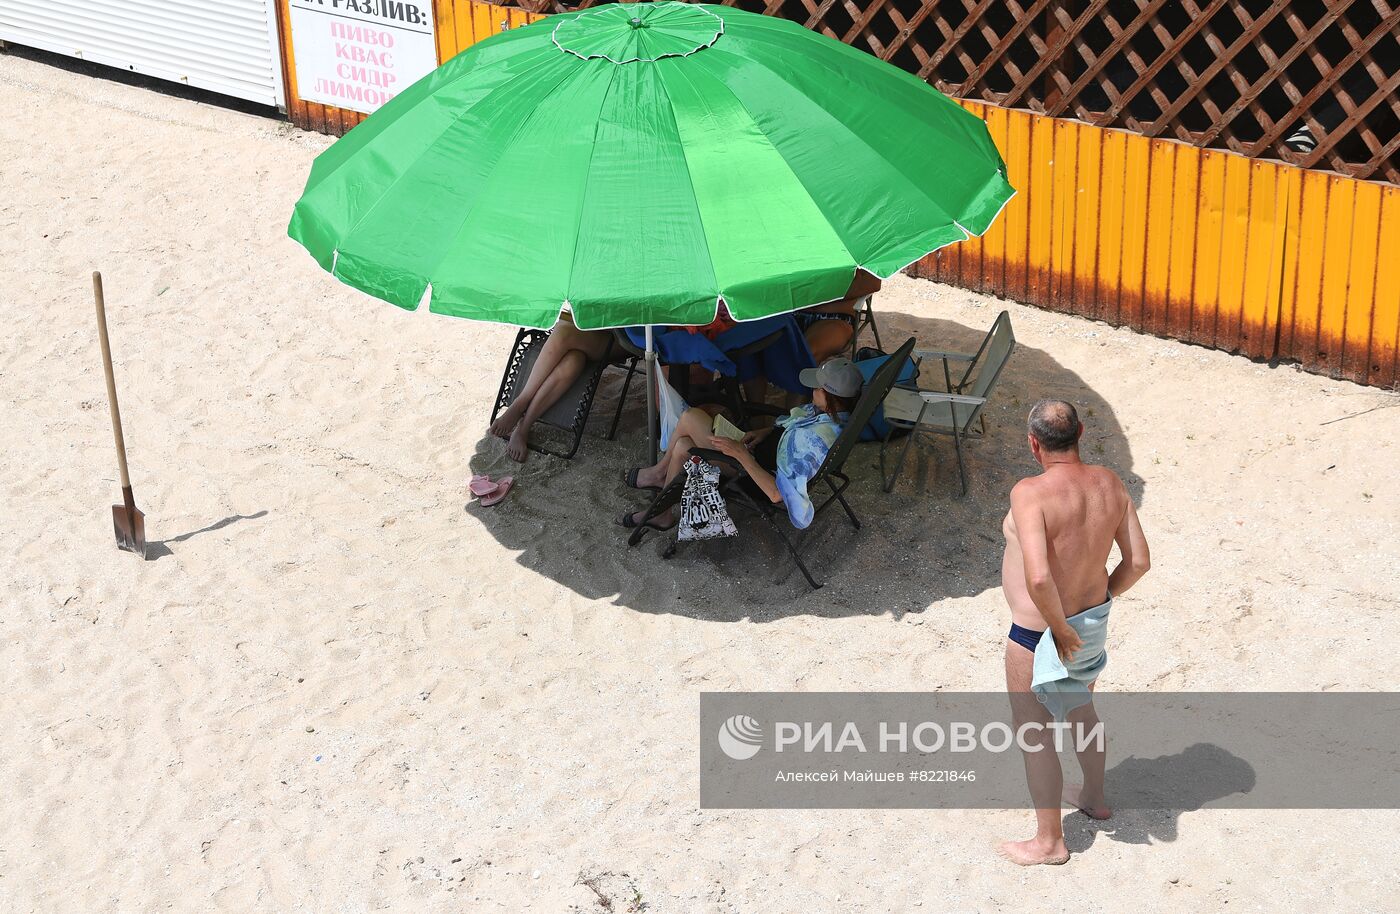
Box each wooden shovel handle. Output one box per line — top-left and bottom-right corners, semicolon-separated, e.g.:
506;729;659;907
92;272;131;489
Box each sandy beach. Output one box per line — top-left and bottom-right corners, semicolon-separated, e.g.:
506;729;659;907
2;51;1399;911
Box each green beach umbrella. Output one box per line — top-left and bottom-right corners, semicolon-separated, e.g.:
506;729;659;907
289;1;1013;327
288;1;1014;458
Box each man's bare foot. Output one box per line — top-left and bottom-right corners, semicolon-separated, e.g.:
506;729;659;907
506;422;531;462
489;404;523;440
1063;783;1111;820
998;837;1070;866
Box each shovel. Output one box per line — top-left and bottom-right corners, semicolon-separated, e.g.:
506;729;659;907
93;272;147;558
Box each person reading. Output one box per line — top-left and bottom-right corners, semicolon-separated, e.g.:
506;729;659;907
618;358;865;532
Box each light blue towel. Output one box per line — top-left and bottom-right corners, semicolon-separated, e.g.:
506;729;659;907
1031;596;1112;722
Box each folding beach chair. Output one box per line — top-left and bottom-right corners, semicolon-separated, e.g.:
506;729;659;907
849;294;883;356
490;328;642;460
627;337;917;589
878;311;1015;495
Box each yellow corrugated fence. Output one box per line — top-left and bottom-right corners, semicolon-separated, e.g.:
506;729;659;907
926;100;1400;388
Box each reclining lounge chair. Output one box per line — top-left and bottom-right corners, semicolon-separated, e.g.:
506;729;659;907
491;328;642;460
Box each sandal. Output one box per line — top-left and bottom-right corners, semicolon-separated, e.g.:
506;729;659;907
479;475;513;507
469;474;514;507
623;467;661;493
616;510;676;532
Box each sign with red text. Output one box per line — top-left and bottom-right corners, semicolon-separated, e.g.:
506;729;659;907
289;0;437;114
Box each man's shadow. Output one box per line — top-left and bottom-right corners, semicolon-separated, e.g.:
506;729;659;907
1063;743;1257;850
465;310;1144;619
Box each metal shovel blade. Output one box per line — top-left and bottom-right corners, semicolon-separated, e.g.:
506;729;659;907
112;500;147;558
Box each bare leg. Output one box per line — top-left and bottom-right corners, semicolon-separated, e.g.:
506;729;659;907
506;349;588;461
490;332;571;438
1063;682;1110;819
999;640;1071;866
634;408;714;489
625;434;697;527
805;317;854;366
490;319;610;438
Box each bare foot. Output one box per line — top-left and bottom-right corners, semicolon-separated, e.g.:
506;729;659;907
634;465;666;489
489;403;523;439
626;507;675;529
1063;783;1112;820
506;422;531;462
998;838;1070;866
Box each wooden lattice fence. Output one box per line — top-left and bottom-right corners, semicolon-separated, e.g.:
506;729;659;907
524;0;1399;185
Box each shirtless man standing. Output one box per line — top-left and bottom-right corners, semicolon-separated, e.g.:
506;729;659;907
999;399;1151;865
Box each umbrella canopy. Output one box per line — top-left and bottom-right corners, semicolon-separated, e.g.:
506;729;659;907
288;1;1014;330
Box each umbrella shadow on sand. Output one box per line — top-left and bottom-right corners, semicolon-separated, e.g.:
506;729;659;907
465;311;1143;621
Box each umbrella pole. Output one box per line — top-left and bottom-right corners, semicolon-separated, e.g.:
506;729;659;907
645;324;658;465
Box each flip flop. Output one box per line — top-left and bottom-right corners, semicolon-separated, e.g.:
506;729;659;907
622;468;661;493
479;475;513;507
616;509;676;532
469;474;497;498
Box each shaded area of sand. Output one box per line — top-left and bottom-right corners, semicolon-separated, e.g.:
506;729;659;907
2;52;1398;912
468;308;1143;616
